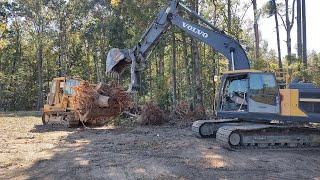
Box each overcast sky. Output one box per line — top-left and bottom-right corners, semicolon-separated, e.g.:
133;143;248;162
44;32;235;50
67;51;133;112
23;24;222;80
245;0;319;56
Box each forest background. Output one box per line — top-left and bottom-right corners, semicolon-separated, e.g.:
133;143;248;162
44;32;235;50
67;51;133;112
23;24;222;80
0;0;319;114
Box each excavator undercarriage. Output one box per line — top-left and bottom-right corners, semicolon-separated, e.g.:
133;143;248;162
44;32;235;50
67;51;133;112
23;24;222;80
193;120;320;150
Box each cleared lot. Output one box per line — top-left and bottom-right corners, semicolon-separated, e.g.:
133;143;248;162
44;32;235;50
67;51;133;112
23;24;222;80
0;114;320;180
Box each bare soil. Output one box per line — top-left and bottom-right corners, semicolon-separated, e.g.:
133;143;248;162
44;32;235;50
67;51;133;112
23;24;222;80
0;113;320;180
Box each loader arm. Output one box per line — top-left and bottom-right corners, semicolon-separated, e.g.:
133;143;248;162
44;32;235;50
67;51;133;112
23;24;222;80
106;0;250;91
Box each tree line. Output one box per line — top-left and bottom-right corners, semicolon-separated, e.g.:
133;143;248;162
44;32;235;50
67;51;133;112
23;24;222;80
0;0;319;113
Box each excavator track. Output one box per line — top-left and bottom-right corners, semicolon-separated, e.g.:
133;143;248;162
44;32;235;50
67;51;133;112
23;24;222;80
192;119;240;138
216;124;320;150
42;111;79;128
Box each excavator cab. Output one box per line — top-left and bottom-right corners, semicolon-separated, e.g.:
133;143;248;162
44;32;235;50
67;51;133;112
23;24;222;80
217;70;280;119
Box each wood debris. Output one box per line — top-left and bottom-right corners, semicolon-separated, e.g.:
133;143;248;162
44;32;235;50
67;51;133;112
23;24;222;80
71;81;132;124
137;102;168;125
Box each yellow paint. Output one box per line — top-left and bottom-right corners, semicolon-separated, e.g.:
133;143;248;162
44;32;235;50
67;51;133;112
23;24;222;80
280;89;291;116
280;89;307;117
42;77;74;113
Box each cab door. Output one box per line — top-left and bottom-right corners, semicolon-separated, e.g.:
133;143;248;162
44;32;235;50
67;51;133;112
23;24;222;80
48;78;66;106
48;80;57;105
248;73;280;114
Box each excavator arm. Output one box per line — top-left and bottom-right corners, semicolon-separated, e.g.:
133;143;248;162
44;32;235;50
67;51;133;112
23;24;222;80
106;0;250;91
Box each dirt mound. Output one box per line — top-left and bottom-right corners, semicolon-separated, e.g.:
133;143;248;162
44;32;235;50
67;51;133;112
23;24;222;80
137;102;168;125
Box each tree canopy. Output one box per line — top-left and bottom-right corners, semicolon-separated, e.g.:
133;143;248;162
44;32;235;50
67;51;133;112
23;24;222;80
0;0;318;112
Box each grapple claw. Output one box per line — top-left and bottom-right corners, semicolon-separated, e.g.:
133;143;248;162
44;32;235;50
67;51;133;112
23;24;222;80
127;83;140;93
106;48;132;74
106;47;143;92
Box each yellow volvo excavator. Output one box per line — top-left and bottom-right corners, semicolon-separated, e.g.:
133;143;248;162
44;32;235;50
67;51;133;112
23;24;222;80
106;0;320;150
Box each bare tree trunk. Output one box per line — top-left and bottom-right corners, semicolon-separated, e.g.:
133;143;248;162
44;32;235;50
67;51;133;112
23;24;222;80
252;0;260;60
93;47;100;83
302;0;307;68
227;0;231;33
285;0;292;65
36;38;43;110
191;38;196;109
182;32;191;104
159;45;165;77
172;30;177;108
11;22;21;75
190;0;204;112
155;51;159;75
58;15;66;77
36;2;44;110
297;0;302;60
273;0;282;68
149;55;152;99
100;26;107;83
86;41;91;81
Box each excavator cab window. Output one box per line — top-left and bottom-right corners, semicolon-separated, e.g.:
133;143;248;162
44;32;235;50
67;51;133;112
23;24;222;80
48;80;57;105
247;73;280;114
221;75;248;112
219;73;280;114
58;81;64;103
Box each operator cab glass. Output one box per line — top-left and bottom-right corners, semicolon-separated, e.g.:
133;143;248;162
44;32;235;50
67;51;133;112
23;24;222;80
218;72;280;114
48;80;57;105
248;73;280;114
220;74;248;112
65;79;80;95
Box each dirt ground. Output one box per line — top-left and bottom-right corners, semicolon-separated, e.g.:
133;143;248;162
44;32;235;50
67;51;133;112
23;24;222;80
0;113;320;180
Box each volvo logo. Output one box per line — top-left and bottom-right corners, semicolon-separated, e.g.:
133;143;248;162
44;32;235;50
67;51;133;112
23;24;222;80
182;22;208;38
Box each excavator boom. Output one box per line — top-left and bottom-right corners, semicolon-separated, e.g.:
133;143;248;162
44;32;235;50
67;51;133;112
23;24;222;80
106;0;249;91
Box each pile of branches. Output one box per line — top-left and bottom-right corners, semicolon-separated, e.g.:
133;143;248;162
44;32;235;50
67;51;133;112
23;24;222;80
72;81;132;123
95;82;133;110
137;102;168;125
72;81;99;121
173;100;207;121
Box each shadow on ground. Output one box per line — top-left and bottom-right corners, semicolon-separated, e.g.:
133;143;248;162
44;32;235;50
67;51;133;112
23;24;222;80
5;122;320;180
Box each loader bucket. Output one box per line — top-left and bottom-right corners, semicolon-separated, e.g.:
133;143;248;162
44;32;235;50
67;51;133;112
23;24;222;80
106;48;131;74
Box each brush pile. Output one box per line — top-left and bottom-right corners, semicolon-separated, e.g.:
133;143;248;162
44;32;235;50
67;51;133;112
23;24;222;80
137;102;168;125
173;100;207;121
95;82;133;110
71;81;132;124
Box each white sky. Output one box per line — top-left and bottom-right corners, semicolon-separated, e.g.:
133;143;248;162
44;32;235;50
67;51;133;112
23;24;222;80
245;0;319;56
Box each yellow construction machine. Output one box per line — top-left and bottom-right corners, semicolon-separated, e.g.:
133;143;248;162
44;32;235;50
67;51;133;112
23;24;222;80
42;77;121;127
